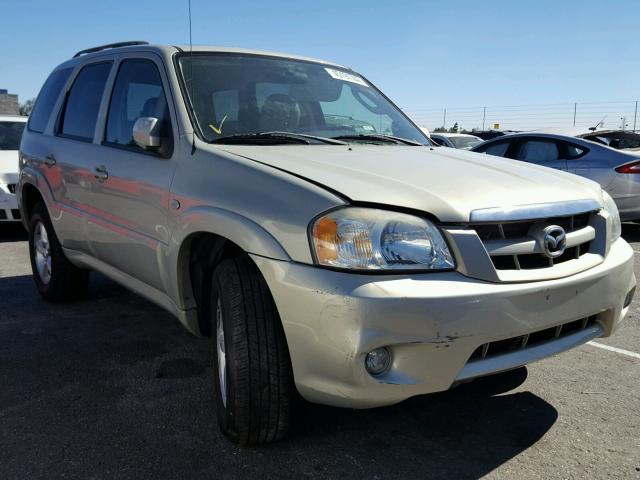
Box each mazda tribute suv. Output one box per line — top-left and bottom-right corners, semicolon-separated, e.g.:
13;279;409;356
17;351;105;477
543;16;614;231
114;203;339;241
18;41;635;445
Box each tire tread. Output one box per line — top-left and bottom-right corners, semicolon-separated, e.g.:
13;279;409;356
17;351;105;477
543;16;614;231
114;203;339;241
213;256;292;445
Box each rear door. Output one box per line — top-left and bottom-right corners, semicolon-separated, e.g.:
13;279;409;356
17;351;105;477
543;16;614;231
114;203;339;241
561;141;590;176
85;54;178;293
49;61;113;252
512;137;567;171
566;141;617;189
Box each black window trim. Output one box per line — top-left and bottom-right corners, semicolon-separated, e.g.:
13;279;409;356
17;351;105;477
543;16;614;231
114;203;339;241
55;60;114;144
102;58;174;158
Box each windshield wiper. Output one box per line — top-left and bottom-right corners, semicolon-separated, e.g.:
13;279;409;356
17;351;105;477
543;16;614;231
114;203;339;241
211;132;346;145
330;134;423;146
264;131;347;145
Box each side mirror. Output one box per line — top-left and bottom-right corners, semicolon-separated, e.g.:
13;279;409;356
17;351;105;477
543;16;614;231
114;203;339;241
133;117;161;150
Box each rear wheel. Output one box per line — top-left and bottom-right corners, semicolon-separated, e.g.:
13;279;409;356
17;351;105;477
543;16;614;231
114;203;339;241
28;202;89;302
211;256;293;445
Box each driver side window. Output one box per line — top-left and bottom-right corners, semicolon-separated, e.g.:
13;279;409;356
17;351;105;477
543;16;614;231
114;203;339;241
105;59;172;155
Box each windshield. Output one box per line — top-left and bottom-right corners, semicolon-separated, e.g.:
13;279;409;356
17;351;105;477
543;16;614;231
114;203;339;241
449;136;482;150
582;131;640;150
177;53;428;145
0;121;26;150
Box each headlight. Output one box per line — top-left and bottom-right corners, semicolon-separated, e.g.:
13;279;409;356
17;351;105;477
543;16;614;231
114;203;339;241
310;207;455;271
602;191;621;243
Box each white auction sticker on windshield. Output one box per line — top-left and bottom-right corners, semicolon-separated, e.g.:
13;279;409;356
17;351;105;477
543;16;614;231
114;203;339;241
325;68;369;87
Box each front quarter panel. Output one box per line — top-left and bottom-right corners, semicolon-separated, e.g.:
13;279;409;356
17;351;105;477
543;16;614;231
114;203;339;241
166;141;346;309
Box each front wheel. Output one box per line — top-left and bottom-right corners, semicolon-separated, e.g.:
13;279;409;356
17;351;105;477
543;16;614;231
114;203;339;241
211;256;293;445
28;202;89;302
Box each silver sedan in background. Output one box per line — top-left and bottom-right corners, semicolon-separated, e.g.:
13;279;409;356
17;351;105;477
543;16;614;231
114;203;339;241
430;132;483;150
472;130;640;221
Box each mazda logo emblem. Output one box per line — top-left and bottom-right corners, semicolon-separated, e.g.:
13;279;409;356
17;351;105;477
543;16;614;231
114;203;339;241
542;225;567;258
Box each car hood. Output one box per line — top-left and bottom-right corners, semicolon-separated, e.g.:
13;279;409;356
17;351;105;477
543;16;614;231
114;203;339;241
0;150;19;183
212;144;603;223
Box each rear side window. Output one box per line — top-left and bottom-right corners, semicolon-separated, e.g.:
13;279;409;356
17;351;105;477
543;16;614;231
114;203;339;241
479;140;510;157
105;59;171;154
28;67;73;133
562;143;587;159
516;140;560;164
59;62;112;141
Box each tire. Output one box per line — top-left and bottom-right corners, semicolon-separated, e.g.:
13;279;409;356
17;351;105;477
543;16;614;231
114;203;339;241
211;256;293;445
28;202;89;302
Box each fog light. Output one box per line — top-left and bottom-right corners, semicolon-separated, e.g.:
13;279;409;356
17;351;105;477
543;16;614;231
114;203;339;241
624;287;635;308
365;347;391;376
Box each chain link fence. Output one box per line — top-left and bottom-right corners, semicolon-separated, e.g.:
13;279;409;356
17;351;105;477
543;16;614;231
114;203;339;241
404;101;640;133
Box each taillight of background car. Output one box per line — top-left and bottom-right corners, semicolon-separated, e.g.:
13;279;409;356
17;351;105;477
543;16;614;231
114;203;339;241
615;161;640;174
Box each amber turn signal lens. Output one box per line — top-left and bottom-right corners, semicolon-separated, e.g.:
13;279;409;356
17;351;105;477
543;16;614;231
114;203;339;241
313;217;338;263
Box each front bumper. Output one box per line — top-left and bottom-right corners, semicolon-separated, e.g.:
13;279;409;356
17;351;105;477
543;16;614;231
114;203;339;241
0;188;20;222
252;237;635;408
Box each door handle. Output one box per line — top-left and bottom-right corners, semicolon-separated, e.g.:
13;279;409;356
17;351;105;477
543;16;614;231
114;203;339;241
43;154;56;167
94;165;109;181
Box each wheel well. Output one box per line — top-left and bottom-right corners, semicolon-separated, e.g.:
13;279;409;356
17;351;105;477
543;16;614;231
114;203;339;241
181;232;245;337
21;184;45;226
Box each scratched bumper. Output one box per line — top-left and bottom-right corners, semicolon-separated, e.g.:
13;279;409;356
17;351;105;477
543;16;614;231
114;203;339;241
252;238;635;408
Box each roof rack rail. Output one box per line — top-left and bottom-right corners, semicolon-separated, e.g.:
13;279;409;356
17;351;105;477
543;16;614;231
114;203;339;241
73;41;149;58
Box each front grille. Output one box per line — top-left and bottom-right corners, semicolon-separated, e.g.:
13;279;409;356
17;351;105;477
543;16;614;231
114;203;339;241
10;209;20;220
0;210;7;220
7;183;16;194
468;316;598;362
472;211;595;271
473;212;591;241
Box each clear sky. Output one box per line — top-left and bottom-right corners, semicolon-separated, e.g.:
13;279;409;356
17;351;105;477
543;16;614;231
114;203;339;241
1;0;639;130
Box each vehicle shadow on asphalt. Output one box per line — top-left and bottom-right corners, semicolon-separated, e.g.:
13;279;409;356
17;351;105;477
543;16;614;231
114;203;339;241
287;368;557;478
0;223;27;243
0;272;558;480
622;222;640;243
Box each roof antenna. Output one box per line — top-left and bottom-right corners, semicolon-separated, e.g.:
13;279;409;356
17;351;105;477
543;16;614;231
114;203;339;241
189;0;196;154
589;114;606;132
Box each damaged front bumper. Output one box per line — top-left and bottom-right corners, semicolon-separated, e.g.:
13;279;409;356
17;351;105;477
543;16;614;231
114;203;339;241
252;237;635;408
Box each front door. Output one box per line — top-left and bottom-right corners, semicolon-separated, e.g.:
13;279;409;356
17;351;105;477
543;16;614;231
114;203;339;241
86;56;178;293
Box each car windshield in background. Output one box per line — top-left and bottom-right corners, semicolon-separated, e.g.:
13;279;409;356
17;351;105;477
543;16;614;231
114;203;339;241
582;130;640;150
177;53;428;145
449;136;482;150
0;121;26;150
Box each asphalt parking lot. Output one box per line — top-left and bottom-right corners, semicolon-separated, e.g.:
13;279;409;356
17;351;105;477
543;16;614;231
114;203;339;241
0;224;638;480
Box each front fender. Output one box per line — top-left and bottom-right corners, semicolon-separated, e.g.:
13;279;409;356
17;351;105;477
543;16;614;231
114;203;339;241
174;205;291;260
165;205;291;312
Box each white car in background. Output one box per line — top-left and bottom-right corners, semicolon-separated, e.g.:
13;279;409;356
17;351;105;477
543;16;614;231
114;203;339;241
0;115;27;222
430;132;483;150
